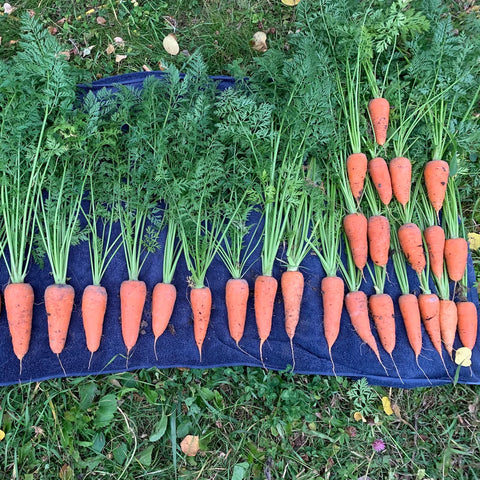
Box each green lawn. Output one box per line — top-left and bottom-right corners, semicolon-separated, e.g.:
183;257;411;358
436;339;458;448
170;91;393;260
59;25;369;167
1;1;480;479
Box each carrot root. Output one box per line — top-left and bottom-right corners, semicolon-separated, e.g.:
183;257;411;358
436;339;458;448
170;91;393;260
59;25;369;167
225;278;249;348
389;156;411;207
368;157;392;205
191;286;212;362
368;97;390;146
120;280;147;357
343;213;368;271
346;152;368;204
152;282;177;361
82;284;107;357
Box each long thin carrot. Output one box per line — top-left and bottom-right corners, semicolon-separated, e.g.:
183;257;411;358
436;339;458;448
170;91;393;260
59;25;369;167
398;294;423;360
120;279;147;357
457;301;478;351
397;223;426;274
389;157;411;207
255;275;278;367
82;284;107;356
439;299;457;360
191;286;212;362
152;282;177;360
225;278;249;347
368;157;392;206
368;98;390;146
424;225;445;280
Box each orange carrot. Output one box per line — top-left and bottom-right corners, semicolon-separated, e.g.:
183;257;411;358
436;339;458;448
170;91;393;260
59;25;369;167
5;283;34;363
120;280;147;356
424;225;445;280
439;299;457;360
346;152;368;204
369;293;396;354
424;160;449;214
368;97;390;146
191;286;212;361
398;293;422;360
343;213;368;271
444;237;468;282
321;276;344;370
45;283;75;355
225;278;249;347
398;223;426;274
457;301;478;350
152;282;177;359
254;275;278;366
368;157;392;205
418;293;443;357
389;157;411;207
368;215;390;267
82;284;107;355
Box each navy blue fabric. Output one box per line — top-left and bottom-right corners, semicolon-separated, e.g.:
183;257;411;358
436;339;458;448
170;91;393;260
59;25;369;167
1;72;479;388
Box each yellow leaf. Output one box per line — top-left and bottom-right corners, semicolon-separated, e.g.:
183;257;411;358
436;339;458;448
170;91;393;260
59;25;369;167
281;0;301;5
353;411;364;422
180;435;199;457
105;44;115;55
0;430;5;441
455;347;472;367
382;396;393;415
163;33;180;56
468;233;480;251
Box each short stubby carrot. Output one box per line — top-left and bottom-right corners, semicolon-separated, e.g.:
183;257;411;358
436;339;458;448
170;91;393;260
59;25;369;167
368;157;392;205
120;280;147;355
398;293;422;359
389;156;411;207
346;152;368;204
424;225;445;280
368;97;390;146
152;282;177;356
439;299;457;359
191;286;212;361
369;293;396;354
5;282;34;361
424;159;449;214
368;215;390;267
444;237;468;282
225;278;249;346
45;283;75;355
255;275;278;365
321;276;344;360
418;293;442;355
456;301;478;350
82;284;108;354
398;223;426;274
343;212;368;271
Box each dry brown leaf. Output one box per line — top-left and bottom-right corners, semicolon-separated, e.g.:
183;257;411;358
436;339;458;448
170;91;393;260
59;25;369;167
113;36;125;46
47;26;58;35
163;33;180;55
281;0;301;5
392;403;402;419
3;3;14;15
106;44;115;55
250;31;268;52
96;16;107;25
180;435;200;457
59;51;71;60
115;54;127;63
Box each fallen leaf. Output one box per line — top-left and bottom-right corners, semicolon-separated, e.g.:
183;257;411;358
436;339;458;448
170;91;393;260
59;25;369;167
3;3;14;15
382;396;393;416
47;26;58;35
142;64;151;71
250;31;268;52
0;37;2;46
281;0;301;5
85;8;95;15
455;347;472;367
113;36;125;46
353;411;364;422
27;9;35;17
158;61;167;71
105;44;115;55
392;403;402;419
180;435;199;456
59;464;74;480
163;33;180;55
115;54;127;63
0;430;4;441
96;16;106;25
59;51;71;60
9;39;18;45
468;233;480;251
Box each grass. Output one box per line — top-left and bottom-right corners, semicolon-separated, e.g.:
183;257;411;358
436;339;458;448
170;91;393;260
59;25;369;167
1;1;480;479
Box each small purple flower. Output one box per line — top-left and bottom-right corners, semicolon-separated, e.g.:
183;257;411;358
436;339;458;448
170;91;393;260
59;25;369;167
372;438;386;452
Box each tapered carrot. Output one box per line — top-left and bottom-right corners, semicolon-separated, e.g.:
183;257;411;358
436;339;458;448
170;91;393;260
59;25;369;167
369;293;396;354
120;280;147;356
343;213;368;271
346;153;368;204
368;215;390;267
82;284;107;359
389;157;411;207
152;282;177;360
444;237;468;282
424;160;449;215
5;283;34;366
45;283;75;356
226;278;249;347
368;157;392;205
457;301;478;350
398;293;423;360
398;223;426;274
191;286;212;362
368;98;390;146
424;225;445;280
439;299;457;360
255;275;278;366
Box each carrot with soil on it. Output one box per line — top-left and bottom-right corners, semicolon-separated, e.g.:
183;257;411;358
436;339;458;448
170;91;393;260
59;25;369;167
368;157;392;206
457;301;478;351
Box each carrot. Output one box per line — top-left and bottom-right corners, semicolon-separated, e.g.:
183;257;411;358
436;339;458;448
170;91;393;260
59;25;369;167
369;293;396;354
226;278;249;347
444;237;468;282
120;280;147;357
368;97;390;146
398;293;423;360
191;285;212;362
346;153;368;204
457;301;478;350
321;275;344;372
398;223;426;274
152;282;177;360
255;274;278;366
439;299;457;360
424;160;449;215
343;213;368;271
368;215;390;267
389;157;411;207
368;157;392;206
424;225;445;280
5;283;34;366
45;283;75;357
282;270;304;339
82;284;107;360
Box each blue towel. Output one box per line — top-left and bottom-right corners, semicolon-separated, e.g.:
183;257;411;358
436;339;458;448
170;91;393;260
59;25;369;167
0;72;478;388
